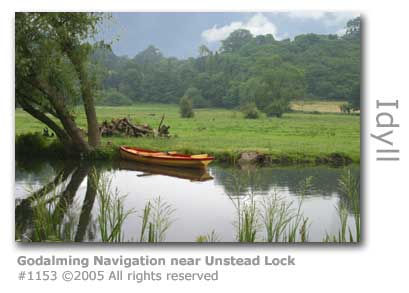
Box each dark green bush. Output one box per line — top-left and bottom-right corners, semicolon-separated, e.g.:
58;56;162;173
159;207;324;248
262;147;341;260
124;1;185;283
179;96;194;118
15;132;48;156
263;99;290;118
15;132;70;159
340;103;353;114
241;103;260;119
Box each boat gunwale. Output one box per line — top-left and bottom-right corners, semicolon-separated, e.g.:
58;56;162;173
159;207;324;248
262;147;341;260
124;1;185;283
120;146;215;161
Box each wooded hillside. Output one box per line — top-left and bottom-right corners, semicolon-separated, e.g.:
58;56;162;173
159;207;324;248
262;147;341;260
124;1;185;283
95;17;361;110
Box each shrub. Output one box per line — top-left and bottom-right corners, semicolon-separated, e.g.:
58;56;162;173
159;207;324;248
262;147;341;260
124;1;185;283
179;96;194;118
340;103;353;114
241;103;260;119
15;132;71;158
263;99;290;118
15;132;48;156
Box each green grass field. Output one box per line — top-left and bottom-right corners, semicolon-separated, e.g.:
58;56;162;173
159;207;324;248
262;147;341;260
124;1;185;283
15;103;360;163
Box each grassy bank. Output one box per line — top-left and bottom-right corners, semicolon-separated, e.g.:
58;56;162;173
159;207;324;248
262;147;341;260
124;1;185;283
15;103;360;164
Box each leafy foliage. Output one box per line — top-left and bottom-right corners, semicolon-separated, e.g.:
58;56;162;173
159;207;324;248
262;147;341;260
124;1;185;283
15;12;108;153
95;17;360;111
179;96;194;118
241;103;260;119
264;99;291;118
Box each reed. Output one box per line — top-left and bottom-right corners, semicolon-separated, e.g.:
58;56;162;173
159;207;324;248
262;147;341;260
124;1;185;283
287;177;312;242
260;192;292;242
139;196;175;242
195;230;221;242
238;197;258;242
227;170;313;243
60;199;81;241
299;218;310;242
29;180;80;242
338;168;360;242
334;204;349;242
19;163;360;243
226;170;246;241
260;178;312;243
95;171;134;242
139;201;152;242
324;168;360;242
228;170;260;242
31;193;60;241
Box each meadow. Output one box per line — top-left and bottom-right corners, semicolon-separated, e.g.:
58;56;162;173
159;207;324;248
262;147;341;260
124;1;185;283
15;102;360;163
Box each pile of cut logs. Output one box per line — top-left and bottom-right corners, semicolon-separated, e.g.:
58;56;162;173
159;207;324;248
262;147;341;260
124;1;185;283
99;115;170;138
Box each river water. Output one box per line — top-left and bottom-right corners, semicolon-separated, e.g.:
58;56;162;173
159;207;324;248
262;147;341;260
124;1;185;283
15;159;359;242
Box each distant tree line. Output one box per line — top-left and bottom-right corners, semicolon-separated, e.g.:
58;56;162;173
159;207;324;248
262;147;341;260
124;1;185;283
94;17;360;115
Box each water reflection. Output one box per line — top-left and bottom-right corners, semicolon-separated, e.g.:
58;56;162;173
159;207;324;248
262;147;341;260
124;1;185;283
116;161;213;182
15;163;97;242
15;159;360;242
213;164;359;198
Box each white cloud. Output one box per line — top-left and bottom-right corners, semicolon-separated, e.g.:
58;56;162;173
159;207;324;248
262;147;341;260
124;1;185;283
325;12;360;26
283;11;360;26
285;11;327;20
201;13;278;43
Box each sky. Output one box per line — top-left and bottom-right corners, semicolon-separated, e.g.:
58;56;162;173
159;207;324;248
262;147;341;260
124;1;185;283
98;12;360;59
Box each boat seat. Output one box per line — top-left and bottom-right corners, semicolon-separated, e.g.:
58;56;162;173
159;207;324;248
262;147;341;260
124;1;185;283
191;154;208;158
126;149;163;156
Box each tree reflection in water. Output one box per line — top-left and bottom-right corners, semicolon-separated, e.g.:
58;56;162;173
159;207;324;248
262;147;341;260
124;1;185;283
15;163;98;242
15;160;360;242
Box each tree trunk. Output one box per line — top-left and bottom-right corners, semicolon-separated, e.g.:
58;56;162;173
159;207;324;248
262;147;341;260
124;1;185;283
53;164;90;225
64;47;100;149
75;168;98;242
17;96;71;145
35;78;92;154
78;66;100;148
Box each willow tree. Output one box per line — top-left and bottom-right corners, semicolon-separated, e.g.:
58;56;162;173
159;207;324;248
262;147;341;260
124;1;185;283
15;12;107;155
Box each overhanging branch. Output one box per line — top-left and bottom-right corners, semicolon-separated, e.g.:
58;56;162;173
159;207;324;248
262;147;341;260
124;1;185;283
16;94;70;143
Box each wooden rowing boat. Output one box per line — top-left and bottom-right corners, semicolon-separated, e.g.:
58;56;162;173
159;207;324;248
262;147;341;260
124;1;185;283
119;146;214;169
117;160;214;181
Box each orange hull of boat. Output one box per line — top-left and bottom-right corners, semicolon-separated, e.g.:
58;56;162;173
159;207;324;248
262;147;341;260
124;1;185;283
119;146;214;169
